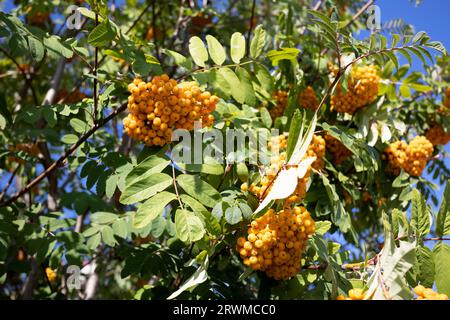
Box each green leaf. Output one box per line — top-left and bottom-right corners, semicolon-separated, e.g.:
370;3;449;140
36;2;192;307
134;192;177;229
44;36;73;59
238;202;253;220
433;242;450;296
225;206;242;225
125;155;170;187
77;7;104;22
217;67;245;103
188;36;208;67
101;225;116;247
28;37;44;62
250;25;266;59
91;212;118;224
307;9;333;26
315;221;332;235
163;49;192;70
112;219;128;239
88;19;116;47
176;163;224;175
406;47;426;65
286;110;302;160
379;34;388;49
206;35;226;66
416;246;434;288
425;41;447;55
230;32;246;64
410;189;431;239
175;209;206;243
176;174;221;208
391;34;401;48
436;180;450;237
398;48;412;65
399;84;411;98
180;194;221;236
120;173;172;205
105;174;118;198
260;107;272;129
0;114;5;130
87;232;101;250
383;51;399;71
70;118;88;133
61;134;78;144
236;163;249;182
254;64;274;93
236;67;256;106
42;108;57;127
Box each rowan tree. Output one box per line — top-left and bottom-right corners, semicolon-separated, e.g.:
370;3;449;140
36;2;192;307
0;0;449;300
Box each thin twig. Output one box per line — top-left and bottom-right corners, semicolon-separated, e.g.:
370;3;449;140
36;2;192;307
0;104;127;208
344;0;375;30
0;166;19;202
246;0;257;51
126;2;152;35
320;0;375;56
424;237;450;241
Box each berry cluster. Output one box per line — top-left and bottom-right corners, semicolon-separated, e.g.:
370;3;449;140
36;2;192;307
298;86;320;111
384;136;434;177
414;285;448;300
426;124;450;146
242;134;326;206
267;134;288;153
236;206;315;280
331;65;380;114
306;134;326;171
268;90;288;120
336;288;365;300
324;134;352;165
384;140;408;176
123;75;217;147
45;267;57;282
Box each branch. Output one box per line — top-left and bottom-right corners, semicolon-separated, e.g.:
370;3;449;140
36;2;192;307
0;104;127;208
0;166;19;202
344;0;375;30
126;1;152;35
